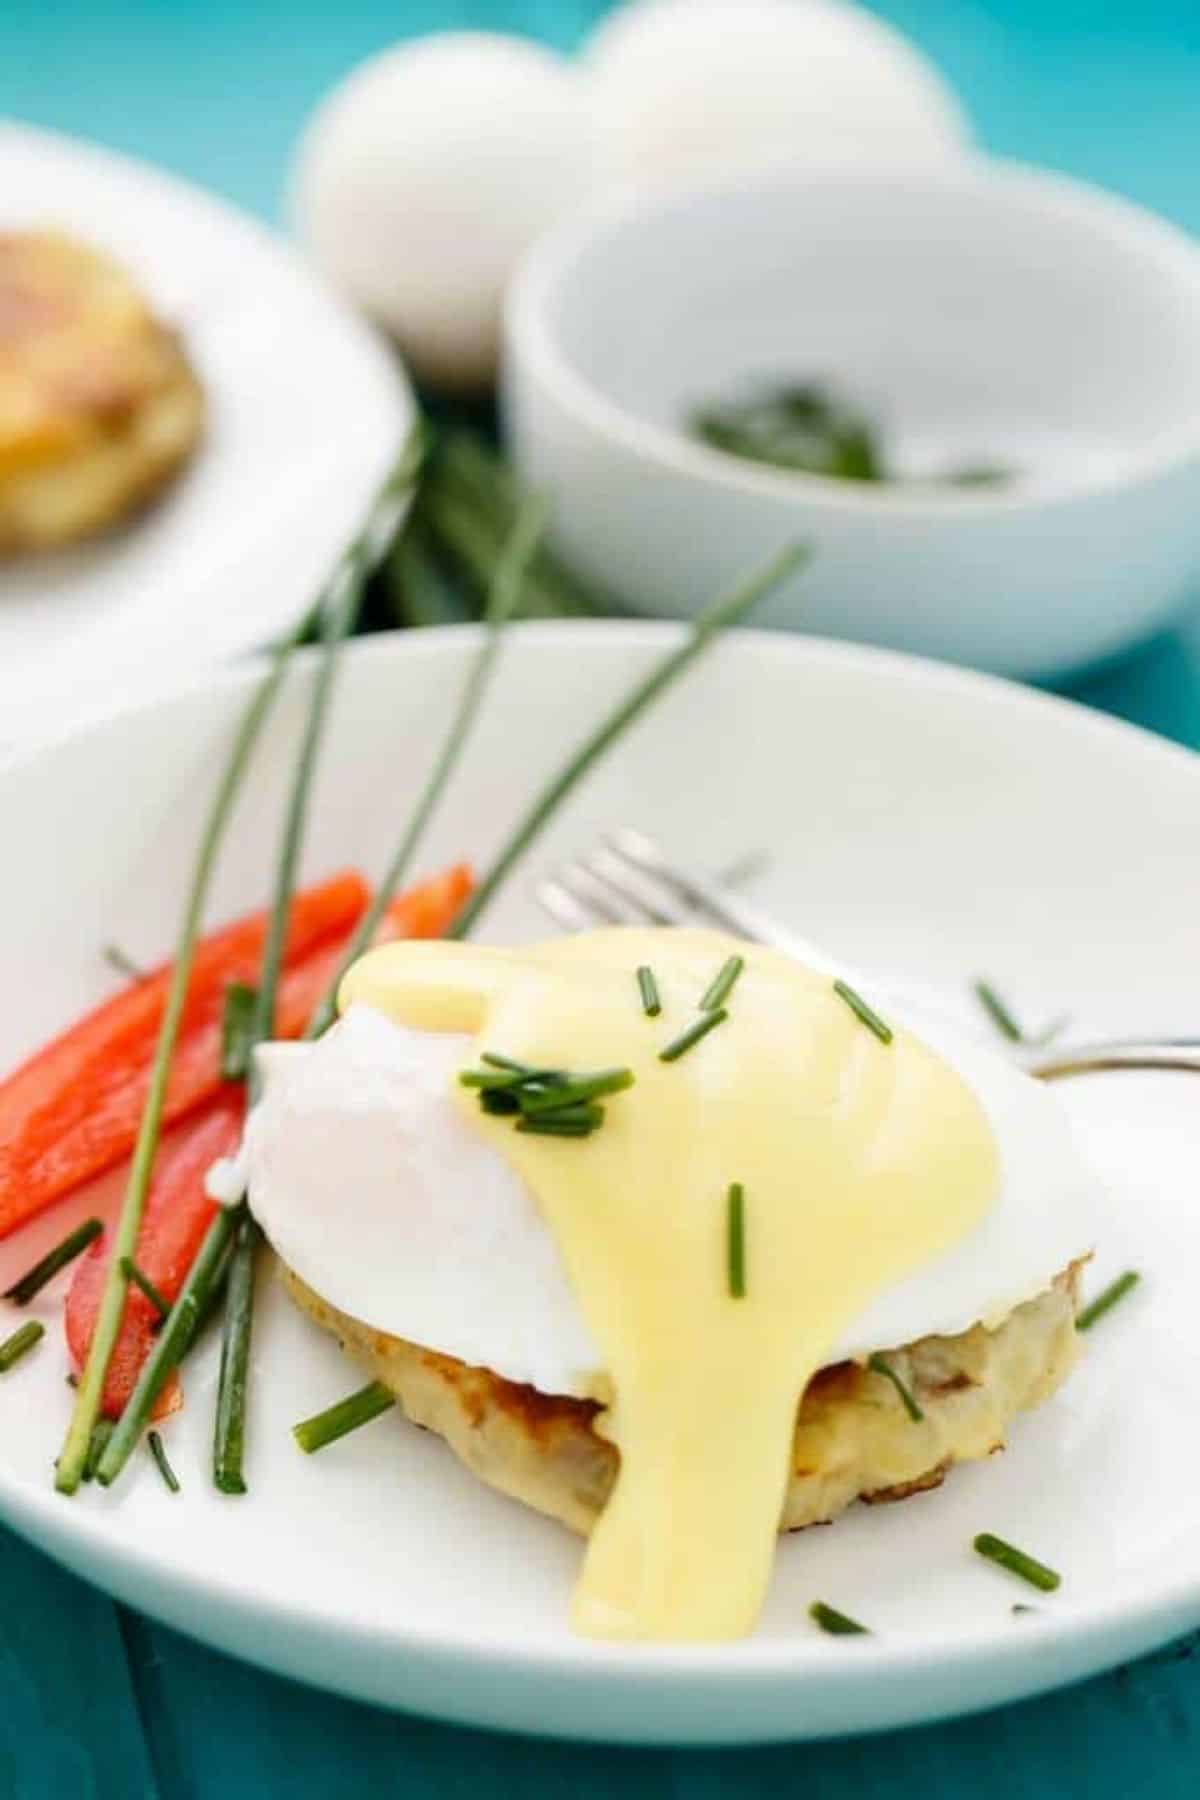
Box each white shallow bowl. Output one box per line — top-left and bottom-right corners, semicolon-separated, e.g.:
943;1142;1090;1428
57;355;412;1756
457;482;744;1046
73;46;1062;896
0;624;1198;1743
0;122;412;747
505;162;1200;678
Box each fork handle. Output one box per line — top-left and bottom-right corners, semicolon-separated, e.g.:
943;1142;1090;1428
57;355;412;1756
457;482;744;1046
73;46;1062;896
1026;1039;1200;1080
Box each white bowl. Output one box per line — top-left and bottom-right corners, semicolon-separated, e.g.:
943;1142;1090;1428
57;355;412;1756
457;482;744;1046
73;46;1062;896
505;161;1200;678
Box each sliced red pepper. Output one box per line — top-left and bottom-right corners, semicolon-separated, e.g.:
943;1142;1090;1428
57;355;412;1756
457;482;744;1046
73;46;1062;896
66;1095;244;1418
0;870;369;1239
61;863;473;1415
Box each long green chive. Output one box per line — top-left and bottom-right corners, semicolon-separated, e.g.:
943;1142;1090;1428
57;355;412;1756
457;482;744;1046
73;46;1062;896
102;944;147;983
83;1419;114;1483
809;1601;869;1636
659;1006;729;1063
293;1380;396;1454
220;983;258;1081
867;1352;924;1422
97;1204;238;1486
54;610;305;1494
447;543;808;940
1076;1269;1140;1332
3;1218;102;1304
832;979;893;1045
972;979;1068;1048
0;1320;44;1372
212;1215;260;1496
99;444;524;1492
973;1533;1061;1593
727;1183;746;1298
119;1257;170;1320
637;965;661;1017
305;494;548;1038
147;1430;180;1495
701;955;744;1012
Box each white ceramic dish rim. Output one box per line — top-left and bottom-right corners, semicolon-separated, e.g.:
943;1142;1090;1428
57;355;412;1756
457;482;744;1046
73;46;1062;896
506;155;1200;517
2;620;1199;1706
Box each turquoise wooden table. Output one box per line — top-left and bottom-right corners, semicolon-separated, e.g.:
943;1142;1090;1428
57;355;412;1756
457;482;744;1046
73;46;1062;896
4;1;1200;1793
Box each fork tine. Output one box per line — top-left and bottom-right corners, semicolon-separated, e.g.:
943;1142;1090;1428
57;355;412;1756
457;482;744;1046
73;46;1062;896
535;877;603;935
578;846;689;927
550;862;645;927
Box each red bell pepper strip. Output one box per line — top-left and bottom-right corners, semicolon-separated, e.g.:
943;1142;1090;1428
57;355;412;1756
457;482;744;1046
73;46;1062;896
66;1096;244;1418
61;862;473;1415
0;871;369;1239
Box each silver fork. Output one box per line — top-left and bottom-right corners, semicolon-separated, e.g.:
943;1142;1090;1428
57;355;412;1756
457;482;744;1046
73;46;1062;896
535;828;1200;1082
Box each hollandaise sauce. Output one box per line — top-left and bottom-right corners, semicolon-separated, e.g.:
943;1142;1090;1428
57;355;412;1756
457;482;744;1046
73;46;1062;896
340;929;998;1643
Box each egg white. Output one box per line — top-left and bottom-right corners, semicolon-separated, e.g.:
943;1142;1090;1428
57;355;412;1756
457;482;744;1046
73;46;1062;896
245;987;1095;1399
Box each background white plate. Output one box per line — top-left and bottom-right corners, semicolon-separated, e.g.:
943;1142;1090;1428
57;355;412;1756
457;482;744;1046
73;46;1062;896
0;121;412;746
0;624;1195;1744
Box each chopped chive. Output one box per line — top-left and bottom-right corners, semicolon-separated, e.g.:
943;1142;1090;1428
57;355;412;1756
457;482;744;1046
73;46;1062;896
220;982;258;1081
637;965;662;1017
659;1006;729;1063
147;1430;180;1494
212;1215;260;1496
1012;1604;1037;1617
832;979;893;1045
809;1601;869;1636
867;1352;924;1423
293;1380;396;1454
974;1533;1061;1593
102;944;148;983
447;542;809;939
519;1069;634;1114
119;1257;170;1321
1076;1269;1140;1332
972;979;1023;1043
83;1418;114;1483
481;1052;538;1074
972;979;1068;1048
0;1320;44;1372
701;955;744;1012
515;1112;602;1137
480;1089;522;1115
727;1183;746;1298
3;1217;102;1304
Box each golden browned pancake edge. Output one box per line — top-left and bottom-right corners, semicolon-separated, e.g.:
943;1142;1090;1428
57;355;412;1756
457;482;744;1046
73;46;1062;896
0;229;204;553
281;1260;1084;1534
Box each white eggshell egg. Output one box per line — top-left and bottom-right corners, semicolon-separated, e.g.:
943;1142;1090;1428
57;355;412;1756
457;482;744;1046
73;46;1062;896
291;33;600;388
582;0;970;186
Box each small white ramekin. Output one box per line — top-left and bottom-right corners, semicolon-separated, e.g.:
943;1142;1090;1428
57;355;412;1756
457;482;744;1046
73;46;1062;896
504;160;1200;678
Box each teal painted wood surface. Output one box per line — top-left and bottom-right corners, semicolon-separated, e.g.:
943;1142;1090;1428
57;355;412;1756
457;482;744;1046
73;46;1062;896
3;2;1200;1794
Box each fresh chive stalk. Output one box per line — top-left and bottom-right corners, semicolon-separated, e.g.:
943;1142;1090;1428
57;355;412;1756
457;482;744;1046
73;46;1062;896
305;494;548;1038
832;979;893;1045
727;1183;746;1299
447;543;809;939
973;1533;1061;1593
54;595;306;1494
518;1069;634;1113
1076;1269;1140;1332
3;1218;102;1304
636;965;661;1017
659;1006;729;1063
0;1320;44;1372
867;1352;924;1422
147;1429;180;1494
212;1216;259;1495
219;983;258;1081
293;1380;396;1454
461;1059;633;1138
120;1257;170;1320
97;450;529;1491
809;1601;869;1636
83;1418;114;1483
700;954;744;1012
96;1205;239;1486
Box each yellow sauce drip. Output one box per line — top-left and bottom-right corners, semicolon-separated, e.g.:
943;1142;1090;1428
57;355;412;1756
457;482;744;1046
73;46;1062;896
340;928;998;1643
